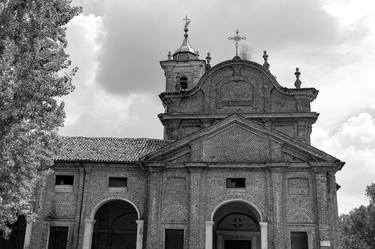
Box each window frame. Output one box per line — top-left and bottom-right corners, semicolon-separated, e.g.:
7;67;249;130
226;178;246;189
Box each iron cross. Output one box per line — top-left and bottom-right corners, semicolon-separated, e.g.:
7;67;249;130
183;16;191;29
228;29;246;56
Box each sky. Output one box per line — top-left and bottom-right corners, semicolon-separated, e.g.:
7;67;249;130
60;0;375;214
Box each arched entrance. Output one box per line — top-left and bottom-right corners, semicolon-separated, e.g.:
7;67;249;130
92;200;138;249
0;216;26;249
212;201;262;249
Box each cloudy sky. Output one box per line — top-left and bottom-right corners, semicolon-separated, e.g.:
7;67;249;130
60;0;375;214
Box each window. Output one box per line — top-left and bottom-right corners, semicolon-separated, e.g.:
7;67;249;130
55;175;74;185
180;76;188;90
291;232;308;249
108;177;127;187
165;229;184;249
226;178;246;188
48;226;68;249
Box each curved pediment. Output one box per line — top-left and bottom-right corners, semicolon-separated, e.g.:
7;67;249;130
194;59;282;94
159;58;318;115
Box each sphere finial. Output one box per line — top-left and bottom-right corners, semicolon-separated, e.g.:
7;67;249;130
294;67;302;88
263;50;270;70
206;52;212;69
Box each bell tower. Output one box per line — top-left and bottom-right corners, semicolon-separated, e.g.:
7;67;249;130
160;16;207;92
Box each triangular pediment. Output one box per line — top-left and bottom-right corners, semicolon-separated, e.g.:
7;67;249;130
142;114;342;166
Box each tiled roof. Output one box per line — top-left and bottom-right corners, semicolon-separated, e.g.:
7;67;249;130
55;137;171;163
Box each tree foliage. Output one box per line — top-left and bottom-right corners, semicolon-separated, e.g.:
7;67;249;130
339;183;375;249
0;0;80;236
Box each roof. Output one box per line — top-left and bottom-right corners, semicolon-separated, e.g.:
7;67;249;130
55;137;171;163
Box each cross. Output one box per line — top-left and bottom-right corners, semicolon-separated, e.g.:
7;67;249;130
231;217;243;229
183;15;191;30
228;29;246;56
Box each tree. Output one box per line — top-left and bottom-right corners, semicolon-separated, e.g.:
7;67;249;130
0;0;80;237
340;183;375;249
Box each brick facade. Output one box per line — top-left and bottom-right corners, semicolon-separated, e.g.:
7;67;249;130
27;29;344;249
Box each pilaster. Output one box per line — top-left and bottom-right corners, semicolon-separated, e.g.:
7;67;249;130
188;168;203;249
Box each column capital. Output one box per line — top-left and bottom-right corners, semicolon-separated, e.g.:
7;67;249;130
85;218;96;224
205;221;214;225
259;221;268;227
136;219;144;225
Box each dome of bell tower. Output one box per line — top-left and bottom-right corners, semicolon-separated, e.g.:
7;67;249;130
173;16;199;61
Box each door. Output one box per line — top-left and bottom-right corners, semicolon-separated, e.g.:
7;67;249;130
48;226;68;249
224;240;251;249
291;232;308;249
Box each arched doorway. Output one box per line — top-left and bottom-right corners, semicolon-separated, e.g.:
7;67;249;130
212;201;261;249
92;200;138;249
0;216;26;249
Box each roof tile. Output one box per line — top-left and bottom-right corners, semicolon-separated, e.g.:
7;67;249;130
55;137;170;163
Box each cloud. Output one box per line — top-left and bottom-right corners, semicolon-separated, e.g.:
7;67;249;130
60;13;164;138
71;0;370;96
312;112;375;214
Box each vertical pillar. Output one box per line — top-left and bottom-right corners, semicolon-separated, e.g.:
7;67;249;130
205;221;214;249
315;172;330;248
146;169;162;249
136;220;144;249
23;222;33;249
271;170;284;246
82;219;95;249
259;222;268;249
188;168;203;249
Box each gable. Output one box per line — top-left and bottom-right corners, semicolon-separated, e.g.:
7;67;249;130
142;114;342;166
201;123;269;162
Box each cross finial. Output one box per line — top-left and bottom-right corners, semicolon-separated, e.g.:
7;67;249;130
228;29;246;57
183;16;191;37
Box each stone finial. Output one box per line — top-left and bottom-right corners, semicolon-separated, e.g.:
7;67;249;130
196;50;199;57
206;52;212;69
168;51;172;60
263;50;270;70
294;67;302;88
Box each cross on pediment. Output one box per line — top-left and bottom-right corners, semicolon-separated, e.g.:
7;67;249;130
228;29;246;56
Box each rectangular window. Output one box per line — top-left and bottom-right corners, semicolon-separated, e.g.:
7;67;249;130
108;177;127;187
291;232;308;249
165;229;184;249
55;175;74;185
226;178;246;188
48;226;68;249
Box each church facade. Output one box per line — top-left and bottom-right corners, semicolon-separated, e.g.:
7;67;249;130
10;21;344;249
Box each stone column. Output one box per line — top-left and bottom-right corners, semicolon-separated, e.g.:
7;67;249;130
259;222;268;249
136;220;144;249
23;222;33;249
82;219;95;249
205;221;214;249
